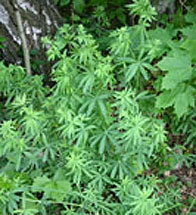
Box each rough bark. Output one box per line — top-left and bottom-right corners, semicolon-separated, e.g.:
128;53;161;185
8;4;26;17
151;0;176;17
0;0;62;70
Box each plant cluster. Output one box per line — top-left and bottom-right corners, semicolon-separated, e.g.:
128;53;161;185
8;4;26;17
0;0;195;214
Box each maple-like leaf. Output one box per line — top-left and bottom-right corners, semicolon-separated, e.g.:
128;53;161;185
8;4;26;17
174;86;195;117
157;55;192;90
156;90;175;109
32;176;71;201
181;39;196;62
156;84;195;118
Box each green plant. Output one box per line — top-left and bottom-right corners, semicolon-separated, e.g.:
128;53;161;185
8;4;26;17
0;1;195;214
155;13;196;118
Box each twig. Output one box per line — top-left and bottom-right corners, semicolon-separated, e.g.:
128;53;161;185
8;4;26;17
14;3;32;75
179;0;189;11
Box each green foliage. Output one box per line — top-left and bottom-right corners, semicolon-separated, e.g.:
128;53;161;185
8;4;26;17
126;0;157;24
0;37;5;50
32;175;71;201
155;21;196;118
0;0;195;214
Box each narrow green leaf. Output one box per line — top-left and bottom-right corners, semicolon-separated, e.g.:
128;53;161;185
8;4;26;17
99;135;106;154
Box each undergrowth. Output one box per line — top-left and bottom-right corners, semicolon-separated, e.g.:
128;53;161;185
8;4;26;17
0;0;195;214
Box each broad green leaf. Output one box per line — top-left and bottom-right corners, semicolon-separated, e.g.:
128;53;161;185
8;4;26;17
32;176;50;192
33;176;71;201
181;39;196;62
156;84;195;118
148;27;174;44
157;56;191;72
185;12;196;24
174;92;188;118
157;55;192;89
181;25;196;40
174;86;195;118
156;90;175;109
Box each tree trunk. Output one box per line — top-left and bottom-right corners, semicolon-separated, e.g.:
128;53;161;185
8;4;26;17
151;0;176;17
0;0;62;71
